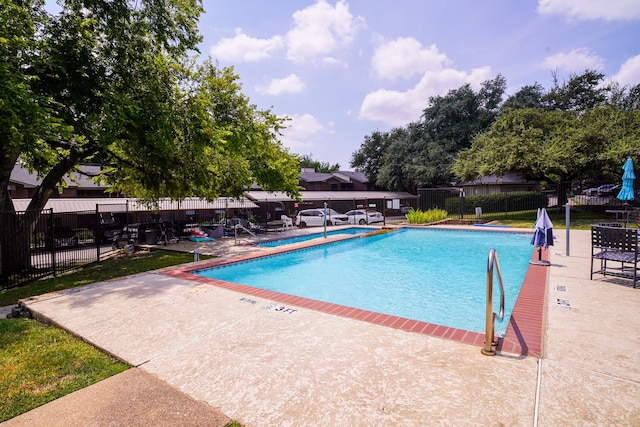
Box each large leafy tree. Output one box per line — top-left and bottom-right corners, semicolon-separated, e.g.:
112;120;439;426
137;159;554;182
452;106;640;183
351;75;506;191
454;70;640;186
350;128;402;185
0;0;300;280
542;70;610;112
376;123;455;192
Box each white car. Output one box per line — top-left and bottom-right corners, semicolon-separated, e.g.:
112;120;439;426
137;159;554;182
295;208;350;227
345;210;384;225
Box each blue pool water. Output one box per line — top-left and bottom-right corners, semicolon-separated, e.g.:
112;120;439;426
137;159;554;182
196;228;533;336
259;227;373;247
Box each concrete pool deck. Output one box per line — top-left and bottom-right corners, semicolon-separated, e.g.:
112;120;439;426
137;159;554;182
6;226;640;425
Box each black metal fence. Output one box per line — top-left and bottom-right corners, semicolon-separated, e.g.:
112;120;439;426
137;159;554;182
418;182;636;220
0;208;109;290
0;198;269;289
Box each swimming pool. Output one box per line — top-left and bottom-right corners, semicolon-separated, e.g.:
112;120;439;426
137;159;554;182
259;227;373;247
196;228;532;336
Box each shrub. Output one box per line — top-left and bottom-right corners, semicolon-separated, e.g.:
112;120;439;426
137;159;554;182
405;208;448;224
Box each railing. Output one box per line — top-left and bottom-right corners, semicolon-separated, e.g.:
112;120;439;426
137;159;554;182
0;209;110;289
481;248;505;356
234;224;261;245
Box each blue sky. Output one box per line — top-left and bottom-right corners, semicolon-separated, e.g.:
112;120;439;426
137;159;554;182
199;1;640;170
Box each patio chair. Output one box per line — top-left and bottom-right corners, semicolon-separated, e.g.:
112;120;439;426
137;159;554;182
281;214;293;231
590;225;639;288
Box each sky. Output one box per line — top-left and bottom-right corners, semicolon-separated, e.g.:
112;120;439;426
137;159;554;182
198;0;640;171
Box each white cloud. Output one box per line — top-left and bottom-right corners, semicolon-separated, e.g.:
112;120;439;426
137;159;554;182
286;0;365;63
279;114;326;151
359;66;492;126
372;38;450;80
209;28;284;62
611;55;640;86
541;48;604;72
537;0;640;21
256;74;306;95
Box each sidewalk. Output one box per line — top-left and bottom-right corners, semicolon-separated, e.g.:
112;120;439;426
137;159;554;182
4;227;640;425
2;369;231;427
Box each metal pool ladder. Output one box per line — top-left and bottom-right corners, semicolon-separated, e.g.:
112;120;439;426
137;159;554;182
481;248;505;356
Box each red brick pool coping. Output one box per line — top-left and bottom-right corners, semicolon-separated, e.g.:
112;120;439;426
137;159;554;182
160;231;546;358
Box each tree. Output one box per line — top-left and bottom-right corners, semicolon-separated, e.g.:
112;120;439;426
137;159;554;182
350;129;401;183
0;0;66;213
609;82;640;111
501;83;545;111
452;106;640;183
0;0;300;281
353;75;506;191
299;154;340;173
543;70;610;111
376;123;454;192
423;75;506;152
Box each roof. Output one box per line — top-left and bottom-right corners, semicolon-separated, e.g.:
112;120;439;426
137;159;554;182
10;164;108;189
11;197;258;213
11;164;371;191
245;191;417;202
299;170;369;184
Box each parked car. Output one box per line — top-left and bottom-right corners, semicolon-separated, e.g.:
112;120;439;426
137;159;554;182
584;184;620;197
47;226;79;249
295;208;350;227
345;209;384;225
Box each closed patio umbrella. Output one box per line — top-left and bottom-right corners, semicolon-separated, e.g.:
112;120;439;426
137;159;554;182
530;208;553;265
616;157;636;202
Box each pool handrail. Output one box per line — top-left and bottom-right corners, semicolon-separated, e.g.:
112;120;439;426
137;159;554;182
481;248;505;356
234;223;261;245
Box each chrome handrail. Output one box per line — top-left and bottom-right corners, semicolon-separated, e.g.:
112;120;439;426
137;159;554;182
234;224;261;245
481;248;505;356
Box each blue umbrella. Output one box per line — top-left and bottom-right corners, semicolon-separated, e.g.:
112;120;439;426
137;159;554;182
616;157;636;202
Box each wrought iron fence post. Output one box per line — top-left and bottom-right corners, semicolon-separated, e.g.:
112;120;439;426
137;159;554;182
48;210;57;276
95;205;101;262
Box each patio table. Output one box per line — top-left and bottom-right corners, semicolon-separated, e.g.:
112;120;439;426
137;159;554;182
606;209;638;228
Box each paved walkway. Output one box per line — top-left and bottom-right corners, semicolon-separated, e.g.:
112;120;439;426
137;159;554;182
4;227;640;426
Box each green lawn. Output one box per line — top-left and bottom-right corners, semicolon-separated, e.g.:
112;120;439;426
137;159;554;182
0;249;213;422
460;209;624;230
0;319;129;422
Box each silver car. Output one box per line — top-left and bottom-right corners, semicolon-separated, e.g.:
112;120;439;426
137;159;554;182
295;208;350;227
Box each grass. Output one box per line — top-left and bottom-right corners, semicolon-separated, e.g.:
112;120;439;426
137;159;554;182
0;250;211;307
450;209;627;231
0;249;214;422
0;319;129;422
